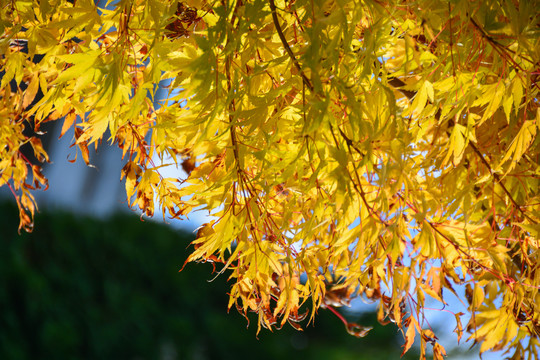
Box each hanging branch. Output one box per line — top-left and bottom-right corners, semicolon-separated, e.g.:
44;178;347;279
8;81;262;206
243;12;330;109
269;0;314;92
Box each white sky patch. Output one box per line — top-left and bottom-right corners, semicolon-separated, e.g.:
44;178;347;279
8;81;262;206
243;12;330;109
150;153;215;231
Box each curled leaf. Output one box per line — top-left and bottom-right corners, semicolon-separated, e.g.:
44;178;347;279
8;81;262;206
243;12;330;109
346;323;372;338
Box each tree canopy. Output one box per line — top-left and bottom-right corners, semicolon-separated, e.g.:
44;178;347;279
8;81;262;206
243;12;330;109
1;0;539;358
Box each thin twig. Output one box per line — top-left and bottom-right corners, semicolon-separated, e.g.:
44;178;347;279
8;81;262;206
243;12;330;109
468;142;536;224
269;0;314;92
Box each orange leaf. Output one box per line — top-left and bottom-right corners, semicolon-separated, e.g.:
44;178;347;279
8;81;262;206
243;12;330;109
79;142;90;165
60;112;76;139
401;322;416;356
433;343;447;360
74;127;90;165
454;312;464;344
22;75;39;109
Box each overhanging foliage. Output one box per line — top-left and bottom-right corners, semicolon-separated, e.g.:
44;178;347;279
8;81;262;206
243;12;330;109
1;0;539;357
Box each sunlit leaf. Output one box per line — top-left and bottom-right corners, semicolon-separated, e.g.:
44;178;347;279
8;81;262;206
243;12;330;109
1;0;539;357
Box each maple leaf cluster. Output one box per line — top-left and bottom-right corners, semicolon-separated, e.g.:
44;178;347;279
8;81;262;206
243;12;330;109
1;0;539;358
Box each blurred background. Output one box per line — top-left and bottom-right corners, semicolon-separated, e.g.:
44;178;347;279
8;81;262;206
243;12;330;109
0;199;422;360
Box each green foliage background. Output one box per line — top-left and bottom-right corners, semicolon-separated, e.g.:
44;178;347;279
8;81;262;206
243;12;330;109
0;201;417;360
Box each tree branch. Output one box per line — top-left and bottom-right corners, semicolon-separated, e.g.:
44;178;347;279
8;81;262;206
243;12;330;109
468;142;536;224
269;0;314;92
